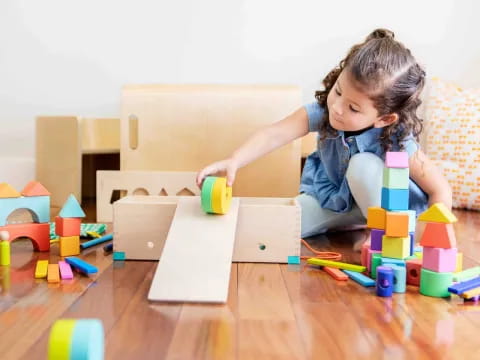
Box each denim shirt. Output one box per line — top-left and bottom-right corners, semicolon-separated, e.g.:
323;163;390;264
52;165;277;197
299;101;428;214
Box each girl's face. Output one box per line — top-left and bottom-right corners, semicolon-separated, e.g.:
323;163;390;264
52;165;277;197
327;70;395;132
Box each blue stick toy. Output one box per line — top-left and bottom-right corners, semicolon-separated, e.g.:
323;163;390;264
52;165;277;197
80;233;113;250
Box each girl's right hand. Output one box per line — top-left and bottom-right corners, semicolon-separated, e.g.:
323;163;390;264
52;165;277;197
196;158;239;189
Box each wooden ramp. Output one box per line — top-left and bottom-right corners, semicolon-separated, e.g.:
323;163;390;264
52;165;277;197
148;196;240;303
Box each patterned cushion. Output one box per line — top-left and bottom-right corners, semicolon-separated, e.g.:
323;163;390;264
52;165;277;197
423;78;480;210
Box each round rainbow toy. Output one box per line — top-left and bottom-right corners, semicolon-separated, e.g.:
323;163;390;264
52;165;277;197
201;176;232;215
48;319;104;360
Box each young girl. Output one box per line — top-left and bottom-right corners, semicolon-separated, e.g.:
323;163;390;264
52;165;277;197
196;28;452;239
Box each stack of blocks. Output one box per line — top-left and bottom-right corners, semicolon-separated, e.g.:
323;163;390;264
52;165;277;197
0;181;51;261
55;194;86;257
366;152;415;294
418;203;458;298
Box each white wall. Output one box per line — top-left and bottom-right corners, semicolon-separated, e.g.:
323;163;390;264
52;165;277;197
1;0;479;185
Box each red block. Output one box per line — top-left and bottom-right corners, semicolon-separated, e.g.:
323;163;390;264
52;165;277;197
55;216;81;237
406;258;422;286
419;222;456;249
0;223;50;251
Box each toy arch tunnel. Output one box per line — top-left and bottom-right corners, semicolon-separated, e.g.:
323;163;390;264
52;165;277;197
0;182;51;252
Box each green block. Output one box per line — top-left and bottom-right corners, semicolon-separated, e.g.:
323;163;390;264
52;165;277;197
383;167;409;189
371;253;382;279
420;268;452;298
200;177;216;214
453;266;480;282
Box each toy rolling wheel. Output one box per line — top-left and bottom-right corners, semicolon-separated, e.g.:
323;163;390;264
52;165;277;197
201;176;232;214
48;319;104;360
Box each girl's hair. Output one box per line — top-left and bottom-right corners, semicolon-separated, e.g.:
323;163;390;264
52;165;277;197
315;28;426;152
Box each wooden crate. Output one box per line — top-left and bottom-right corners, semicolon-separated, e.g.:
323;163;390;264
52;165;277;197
113;195;300;263
120;84;302;198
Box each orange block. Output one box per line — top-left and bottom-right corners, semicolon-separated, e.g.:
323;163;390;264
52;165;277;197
59;236;80;257
55;216;81;237
0;183;21;198
323;266;348;281
47;264;60;283
385;212;409;237
367;207;386;229
419;222;456;249
21;181;51;196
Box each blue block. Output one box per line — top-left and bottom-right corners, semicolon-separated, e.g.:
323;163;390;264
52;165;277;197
65;257;98;274
71;319;104;360
381;188;409;211
414;246;423;253
381;257;406;267
391;265;406;293
410;232;415;256
343;270;375;287
59;194;86;218
376;266;394;297
113;252;125;261
448;276;480;294
287;255;300;265
0;196;50;226
80;233;113;249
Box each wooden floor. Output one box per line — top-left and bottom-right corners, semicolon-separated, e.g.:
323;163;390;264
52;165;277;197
1;207;480;360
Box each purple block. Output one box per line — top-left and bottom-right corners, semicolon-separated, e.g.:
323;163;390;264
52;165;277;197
371;229;385;251
423;247;457;273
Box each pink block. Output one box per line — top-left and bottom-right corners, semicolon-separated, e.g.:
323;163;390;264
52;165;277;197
58;260;74;280
422;247;457;273
385;151;409;168
361;242;370;267
367;249;381;273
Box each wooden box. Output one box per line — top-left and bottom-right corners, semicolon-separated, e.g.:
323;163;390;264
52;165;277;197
113;195;300;263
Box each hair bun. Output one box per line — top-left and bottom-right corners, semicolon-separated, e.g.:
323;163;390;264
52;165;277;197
367;28;395;41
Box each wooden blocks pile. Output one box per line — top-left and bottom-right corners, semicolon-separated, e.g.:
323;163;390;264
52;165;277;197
56;194;86;257
35;257;97;282
365;152;414;292
418;203;458;297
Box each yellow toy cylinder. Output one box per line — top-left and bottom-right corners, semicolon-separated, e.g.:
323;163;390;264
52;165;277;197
0;241;10;266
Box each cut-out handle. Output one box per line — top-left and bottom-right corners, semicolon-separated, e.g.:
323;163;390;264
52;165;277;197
129;114;138;150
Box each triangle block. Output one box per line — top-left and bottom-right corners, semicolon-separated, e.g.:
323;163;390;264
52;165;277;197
0;183;21;198
418;203;457;223
21;181;51;196
419;222;456;249
59;194;86;218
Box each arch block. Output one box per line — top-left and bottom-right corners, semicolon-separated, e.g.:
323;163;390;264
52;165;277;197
0;223;50;251
0;196;50;226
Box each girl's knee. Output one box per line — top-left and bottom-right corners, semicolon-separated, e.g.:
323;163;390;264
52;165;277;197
346;152;383;183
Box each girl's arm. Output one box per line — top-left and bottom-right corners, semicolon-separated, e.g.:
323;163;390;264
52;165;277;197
408;149;453;209
196;107;310;186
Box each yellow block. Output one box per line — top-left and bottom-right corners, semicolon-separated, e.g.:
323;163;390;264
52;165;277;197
306;258;366;272
367;207;386;229
382;235;410;259
418;202;457;223
455;253;463;273
48;319;77;360
211;177;232;215
60;236;80;257
35;260;49;278
461;287;480;299
47;264;60;283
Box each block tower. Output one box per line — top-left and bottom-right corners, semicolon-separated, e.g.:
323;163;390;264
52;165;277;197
418;203;458;298
365;152;415;289
56;194;86;257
